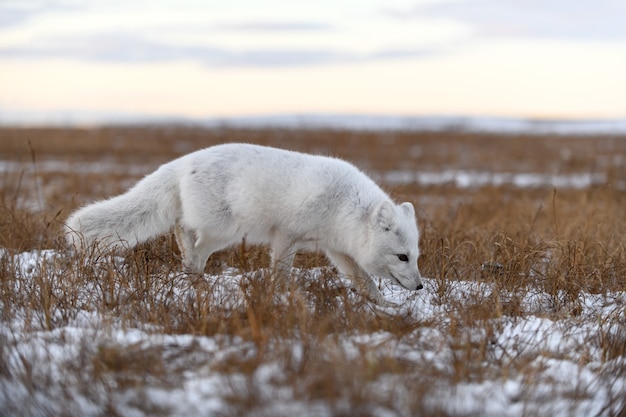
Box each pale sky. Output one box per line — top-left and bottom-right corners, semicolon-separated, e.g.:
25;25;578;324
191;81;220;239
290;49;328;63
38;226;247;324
1;0;625;124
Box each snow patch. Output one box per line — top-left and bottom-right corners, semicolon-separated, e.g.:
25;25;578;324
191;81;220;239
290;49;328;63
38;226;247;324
1;249;625;416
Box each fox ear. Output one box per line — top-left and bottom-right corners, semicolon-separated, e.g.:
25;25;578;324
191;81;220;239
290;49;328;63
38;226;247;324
372;201;395;231
400;202;415;216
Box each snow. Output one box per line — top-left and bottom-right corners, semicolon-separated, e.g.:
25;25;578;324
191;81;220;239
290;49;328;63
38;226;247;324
1;249;625;416
0;158;609;210
380;170;607;189
0;159;153;177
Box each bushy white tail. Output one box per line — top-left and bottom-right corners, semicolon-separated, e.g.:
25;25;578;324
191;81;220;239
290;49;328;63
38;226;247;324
65;163;181;252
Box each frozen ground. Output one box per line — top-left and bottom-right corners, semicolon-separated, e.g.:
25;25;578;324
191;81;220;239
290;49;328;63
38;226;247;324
1;158;614;213
1;249;625;417
0;159;608;189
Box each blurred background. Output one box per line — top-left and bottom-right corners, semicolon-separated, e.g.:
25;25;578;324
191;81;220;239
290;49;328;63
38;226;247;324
1;0;625;128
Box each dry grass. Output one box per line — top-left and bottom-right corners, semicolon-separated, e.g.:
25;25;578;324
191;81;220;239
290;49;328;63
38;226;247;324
1;126;626;416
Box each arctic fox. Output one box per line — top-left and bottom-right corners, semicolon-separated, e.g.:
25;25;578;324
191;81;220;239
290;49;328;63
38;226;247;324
65;143;424;305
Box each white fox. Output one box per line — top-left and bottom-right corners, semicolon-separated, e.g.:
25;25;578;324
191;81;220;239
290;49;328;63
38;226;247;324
65;143;424;305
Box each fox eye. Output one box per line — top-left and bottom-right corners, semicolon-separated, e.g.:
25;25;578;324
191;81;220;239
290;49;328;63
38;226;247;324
397;254;409;262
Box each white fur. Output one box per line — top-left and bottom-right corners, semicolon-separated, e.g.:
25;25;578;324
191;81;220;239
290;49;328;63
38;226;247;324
65;143;424;304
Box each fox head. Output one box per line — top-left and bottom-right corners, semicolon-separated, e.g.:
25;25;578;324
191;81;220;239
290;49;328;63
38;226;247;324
362;200;424;291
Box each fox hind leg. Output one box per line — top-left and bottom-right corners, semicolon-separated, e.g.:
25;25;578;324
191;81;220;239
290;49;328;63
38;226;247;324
175;224;217;275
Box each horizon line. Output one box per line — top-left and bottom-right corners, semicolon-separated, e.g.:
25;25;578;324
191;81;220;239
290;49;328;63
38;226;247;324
1;112;626;135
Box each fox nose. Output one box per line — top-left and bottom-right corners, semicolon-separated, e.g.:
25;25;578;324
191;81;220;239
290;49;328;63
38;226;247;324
416;284;424;290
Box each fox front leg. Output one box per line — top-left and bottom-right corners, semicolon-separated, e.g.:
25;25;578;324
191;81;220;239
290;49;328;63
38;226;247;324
325;250;397;306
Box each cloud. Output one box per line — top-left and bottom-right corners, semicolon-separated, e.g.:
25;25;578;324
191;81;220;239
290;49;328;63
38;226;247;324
0;1;82;28
0;2;441;68
387;0;626;41
214;21;334;32
0;32;435;67
0;7;32;29
0;33;205;62
218;49;345;67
